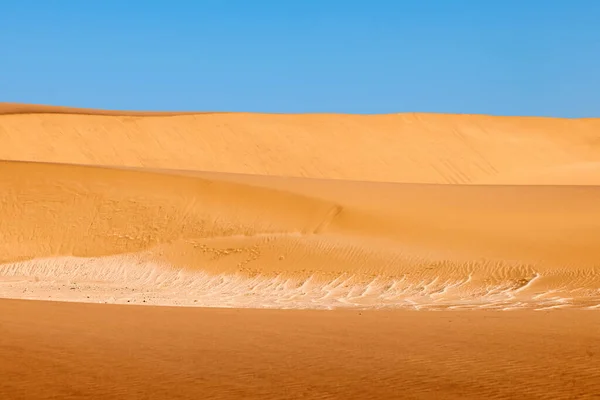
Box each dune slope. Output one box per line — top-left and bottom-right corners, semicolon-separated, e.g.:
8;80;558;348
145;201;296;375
2;103;600;184
1;104;600;309
2;103;599;400
1;160;599;309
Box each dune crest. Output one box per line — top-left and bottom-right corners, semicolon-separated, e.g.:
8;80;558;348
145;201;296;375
2;102;600;184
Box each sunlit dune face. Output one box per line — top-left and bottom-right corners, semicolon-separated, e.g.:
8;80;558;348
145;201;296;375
1;105;600;310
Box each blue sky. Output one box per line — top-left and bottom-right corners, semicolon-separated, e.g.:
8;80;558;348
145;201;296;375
2;0;599;116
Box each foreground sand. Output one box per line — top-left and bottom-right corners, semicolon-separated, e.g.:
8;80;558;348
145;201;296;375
1;299;598;400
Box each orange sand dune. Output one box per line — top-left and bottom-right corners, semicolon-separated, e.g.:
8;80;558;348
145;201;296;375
2;102;600;184
2;103;600;399
1;160;599;309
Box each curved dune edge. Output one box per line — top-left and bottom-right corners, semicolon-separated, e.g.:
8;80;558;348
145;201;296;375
1;160;600;309
2;102;600;184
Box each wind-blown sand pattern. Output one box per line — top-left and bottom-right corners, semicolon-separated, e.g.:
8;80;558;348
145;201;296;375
1;104;600;310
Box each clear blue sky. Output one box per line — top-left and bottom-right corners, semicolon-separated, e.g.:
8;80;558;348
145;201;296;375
2;0;599;116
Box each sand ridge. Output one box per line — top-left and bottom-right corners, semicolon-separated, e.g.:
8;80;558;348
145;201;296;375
2;102;600;184
0;102;222;116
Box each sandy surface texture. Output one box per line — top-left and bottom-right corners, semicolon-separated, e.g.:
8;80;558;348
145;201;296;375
1;104;600;399
2;105;600;310
1;299;599;400
1;159;600;309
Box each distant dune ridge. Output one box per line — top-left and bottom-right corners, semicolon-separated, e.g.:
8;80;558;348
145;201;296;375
2;102;600;185
1;103;600;309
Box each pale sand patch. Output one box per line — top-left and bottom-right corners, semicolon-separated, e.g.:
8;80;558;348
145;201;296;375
1;255;597;310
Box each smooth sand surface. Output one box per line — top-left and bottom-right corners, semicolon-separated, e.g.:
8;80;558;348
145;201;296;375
1;299;599;400
3;103;600;184
1;104;600;398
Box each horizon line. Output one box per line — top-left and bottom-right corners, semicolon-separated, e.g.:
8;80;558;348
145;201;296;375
0;102;597;120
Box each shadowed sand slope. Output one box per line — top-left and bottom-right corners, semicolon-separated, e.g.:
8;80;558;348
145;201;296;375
2;160;600;309
1;299;599;400
2;103;600;184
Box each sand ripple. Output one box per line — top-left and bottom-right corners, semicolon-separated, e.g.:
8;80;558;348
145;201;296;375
1;256;598;311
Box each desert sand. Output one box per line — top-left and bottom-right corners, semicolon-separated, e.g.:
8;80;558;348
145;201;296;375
1;299;599;400
1;103;599;399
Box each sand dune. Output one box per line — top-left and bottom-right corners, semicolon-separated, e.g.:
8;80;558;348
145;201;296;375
1;159;599;309
2;103;600;184
1;104;600;310
2;103;600;399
